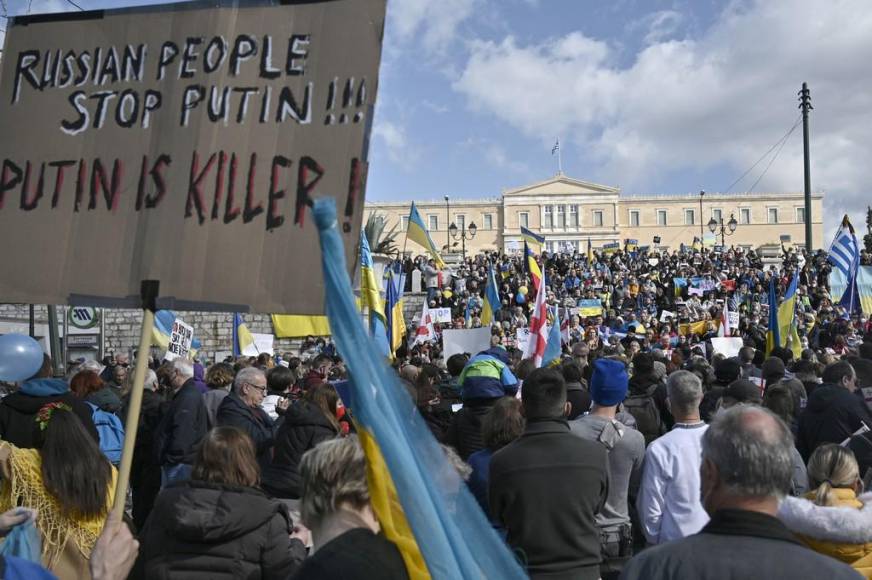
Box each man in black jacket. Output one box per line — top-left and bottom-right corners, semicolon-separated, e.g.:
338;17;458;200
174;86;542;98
797;360;871;461
621;405;860;580
217;367;276;468
124;368;164;530
489;368;608;580
155;358;207;487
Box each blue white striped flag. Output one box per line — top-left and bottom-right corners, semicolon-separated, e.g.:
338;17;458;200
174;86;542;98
828;215;860;278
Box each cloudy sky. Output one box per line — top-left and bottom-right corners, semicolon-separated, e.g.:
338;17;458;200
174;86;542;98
4;0;870;237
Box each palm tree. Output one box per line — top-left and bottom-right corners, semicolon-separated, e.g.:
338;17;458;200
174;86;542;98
364;213;400;256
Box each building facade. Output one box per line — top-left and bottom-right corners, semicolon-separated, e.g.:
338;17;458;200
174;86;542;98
365;174;825;255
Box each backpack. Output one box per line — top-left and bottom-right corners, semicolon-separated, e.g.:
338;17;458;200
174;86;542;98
86;402;124;465
623;384;665;446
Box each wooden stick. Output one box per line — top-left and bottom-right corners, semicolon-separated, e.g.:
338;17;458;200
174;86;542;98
111;281;158;520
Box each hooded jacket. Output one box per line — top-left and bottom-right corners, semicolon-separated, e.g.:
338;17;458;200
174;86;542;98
797;384;872;461
778;489;872;578
154;380;208;467
261;401;337;499
458;347;518;400
0;378;98;448
131;480;305;580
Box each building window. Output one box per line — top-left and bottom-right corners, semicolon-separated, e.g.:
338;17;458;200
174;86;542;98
712;208;722;223
428;215;438;231
592;210;604;227
483;214;493;230
455;214;465;231
657;209;667;226
545;241;555;253
544;206;553;228
569;205;579;227
629;210;640;227
740;208;751;224
768;208;778;224
684;209;695;225
401;216;409;231
556;205;566;228
519;212;529;229
796;207;805;223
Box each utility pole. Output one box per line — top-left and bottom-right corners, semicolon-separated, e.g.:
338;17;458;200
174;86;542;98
799;82;813;252
444;195;450;251
699;190;705;240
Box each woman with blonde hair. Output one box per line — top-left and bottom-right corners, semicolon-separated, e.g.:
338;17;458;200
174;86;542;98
778;444;872;578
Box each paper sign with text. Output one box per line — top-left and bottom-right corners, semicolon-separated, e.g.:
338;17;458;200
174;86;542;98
431;307;452;324
164;318;193;360
0;0;386;314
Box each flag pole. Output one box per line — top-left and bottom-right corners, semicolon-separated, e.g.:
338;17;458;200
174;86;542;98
557;138;563;175
111;279;159;520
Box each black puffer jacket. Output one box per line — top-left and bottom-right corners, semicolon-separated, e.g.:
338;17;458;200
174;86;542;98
444;399;495;460
131;480;305;580
797;384;872;461
0;379;98;448
261;401;337;499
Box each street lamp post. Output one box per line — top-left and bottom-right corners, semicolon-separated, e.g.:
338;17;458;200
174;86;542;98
449;220;477;261
699;190;705;240
708;213;738;246
444;195;450;251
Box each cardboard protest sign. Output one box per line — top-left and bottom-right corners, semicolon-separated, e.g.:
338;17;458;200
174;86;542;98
660;310;675;322
164;318;193;360
443;328;491;360
578;299;603;317
0;0;386;315
728;311;740;329
711;337;743;358
242;333;274;356
431;308;452;324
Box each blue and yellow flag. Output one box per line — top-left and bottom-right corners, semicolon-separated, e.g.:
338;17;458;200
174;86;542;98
587;237;593;264
406;202;445;268
385;266;405;355
521;226;545;253
765;276;781;356
542;306;562;367
152;310;201;356
481;264;501;326
232;313;256;357
776;270;799;356
525;241;542;291
361;232;391;358
312;199;526;580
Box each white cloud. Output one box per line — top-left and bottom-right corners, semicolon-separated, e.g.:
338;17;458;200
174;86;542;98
372;120;419;167
453;0;872;234
388;0;478;55
630;9;686;45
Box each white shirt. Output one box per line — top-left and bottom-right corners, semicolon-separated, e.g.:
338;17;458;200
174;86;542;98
637;422;710;545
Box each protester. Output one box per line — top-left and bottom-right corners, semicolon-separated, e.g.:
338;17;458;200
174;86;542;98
132;427;306;578
489;367;608;580
570;358;645;579
637;370;709;544
262;365;294;421
216;367;277;468
154;358;208;486
798;360;872;461
622;405;862;579
562;361;591;420
294;436;409;579
203;362;234;428
466;396;525;516
124;369;163;530
624;352;668;445
0;355;98;448
778;444;872;577
0;403;116;579
263;382;342;503
71;370;122;415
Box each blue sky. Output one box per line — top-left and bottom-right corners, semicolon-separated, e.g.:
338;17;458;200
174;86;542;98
4;0;871;234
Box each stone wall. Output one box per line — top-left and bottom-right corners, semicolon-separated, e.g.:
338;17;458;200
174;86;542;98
0;293;428;363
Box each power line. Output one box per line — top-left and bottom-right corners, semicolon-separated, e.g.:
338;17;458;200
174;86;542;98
63;0;85;10
721;114;802;194
746;119;799;194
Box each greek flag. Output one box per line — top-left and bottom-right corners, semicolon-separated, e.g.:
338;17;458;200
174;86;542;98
828;215;861;314
551;138;560;155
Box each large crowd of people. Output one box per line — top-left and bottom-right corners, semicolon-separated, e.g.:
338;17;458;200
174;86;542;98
0;241;870;579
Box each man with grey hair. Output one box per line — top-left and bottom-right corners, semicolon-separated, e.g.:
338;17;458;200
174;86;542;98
155;357;207;487
637;370;709;545
217;367;276;468
622;406;862;579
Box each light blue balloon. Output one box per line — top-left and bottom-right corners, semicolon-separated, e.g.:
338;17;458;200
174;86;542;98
0;334;44;382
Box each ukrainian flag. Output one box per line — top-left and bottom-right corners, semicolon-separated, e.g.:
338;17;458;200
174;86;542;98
481;264;501;326
152;310;201;356
765;276;781;356
541;306;562;367
232;313;256;357
776;270;799;356
525;241;543;291
385;266;406;355
406;202;445;268
312;199;526;579
361;232;391;359
521;226;545;253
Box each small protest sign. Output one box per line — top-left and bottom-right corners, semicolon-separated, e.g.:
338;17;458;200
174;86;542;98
432;308;452;324
711;337;744;358
164;318;193;360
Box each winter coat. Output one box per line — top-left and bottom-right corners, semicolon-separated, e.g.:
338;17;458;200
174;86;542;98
458;347;518;400
216;392;275;468
422;264;439;289
0;378;98;448
444;400;494;460
154;380;208;467
565;381;591;420
261;401;338;499
124;388;163;530
778;489;872;578
131;480;305;580
797;384;872;461
202;389;229;429
86;386;123;414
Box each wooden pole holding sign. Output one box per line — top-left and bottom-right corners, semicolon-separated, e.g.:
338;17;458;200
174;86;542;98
111;280;159;520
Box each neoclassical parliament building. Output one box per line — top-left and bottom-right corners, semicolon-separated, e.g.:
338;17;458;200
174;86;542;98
364;173;824;255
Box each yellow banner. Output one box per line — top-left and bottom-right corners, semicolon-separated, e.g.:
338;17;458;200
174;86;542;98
271;315;331;338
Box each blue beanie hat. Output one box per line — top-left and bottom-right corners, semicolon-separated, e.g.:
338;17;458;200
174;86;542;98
590;358;629;406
